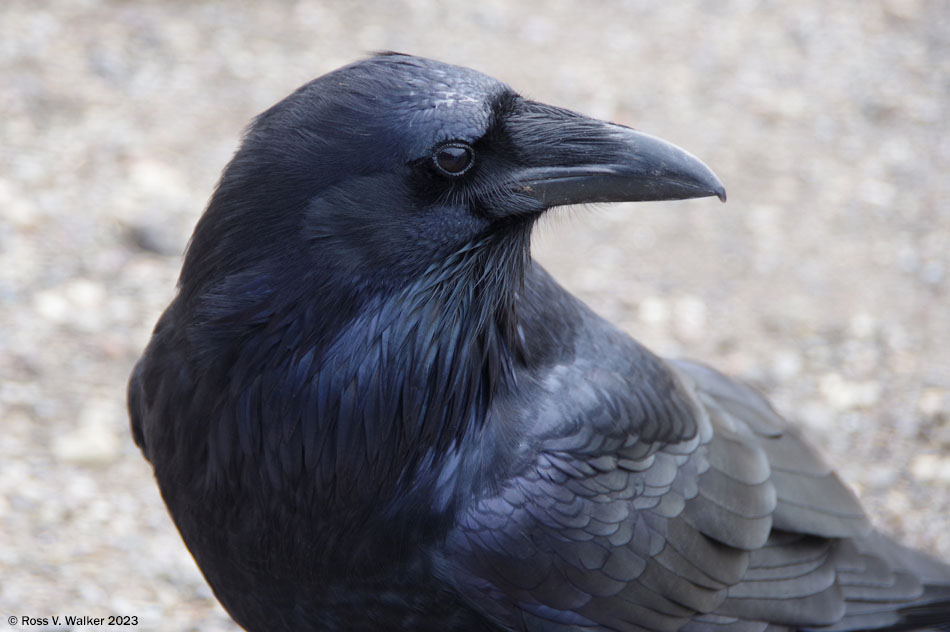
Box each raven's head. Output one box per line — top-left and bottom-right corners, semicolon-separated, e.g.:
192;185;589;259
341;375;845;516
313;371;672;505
172;53;725;516
181;52;723;308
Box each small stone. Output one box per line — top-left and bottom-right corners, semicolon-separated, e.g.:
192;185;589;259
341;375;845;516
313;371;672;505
770;349;803;381
849;312;877;339
919;260;945;286
123;223;182;256
911;454;950;484
918;389;948;417
858;179;897;208
638;296;668;326
32;279;108;330
51;399;121;466
673;295;707;343
52;423;120;466
65;278;107;308
863;467;899;489
798;400;834;432
33;289;72;324
130;159;187;197
819;373;882;410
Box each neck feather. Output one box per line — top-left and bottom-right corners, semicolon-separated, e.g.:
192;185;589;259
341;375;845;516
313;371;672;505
201;226;532;513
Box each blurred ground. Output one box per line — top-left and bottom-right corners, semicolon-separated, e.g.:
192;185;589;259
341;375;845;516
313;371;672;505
1;1;948;630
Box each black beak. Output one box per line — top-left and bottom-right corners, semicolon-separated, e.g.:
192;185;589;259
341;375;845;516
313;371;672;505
507;102;726;208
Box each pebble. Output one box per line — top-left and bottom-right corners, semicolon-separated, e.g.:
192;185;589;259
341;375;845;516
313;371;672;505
770;349;803;381
32;278;108;331
918;389;948;418
638;296;669;326
51;399;122;466
819;373;882;410
911;454;950;484
672;295;707;343
848;312;877;339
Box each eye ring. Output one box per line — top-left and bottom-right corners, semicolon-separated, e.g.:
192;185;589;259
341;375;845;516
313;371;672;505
432;142;475;177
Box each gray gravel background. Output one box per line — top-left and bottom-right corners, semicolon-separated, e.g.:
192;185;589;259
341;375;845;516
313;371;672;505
2;1;948;630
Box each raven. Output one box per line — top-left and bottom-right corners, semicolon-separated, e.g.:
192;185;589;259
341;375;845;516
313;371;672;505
129;53;950;631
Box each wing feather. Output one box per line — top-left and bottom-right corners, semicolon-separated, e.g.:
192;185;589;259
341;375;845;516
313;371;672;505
445;324;950;631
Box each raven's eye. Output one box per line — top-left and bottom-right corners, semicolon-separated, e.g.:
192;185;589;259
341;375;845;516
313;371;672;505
432;142;474;176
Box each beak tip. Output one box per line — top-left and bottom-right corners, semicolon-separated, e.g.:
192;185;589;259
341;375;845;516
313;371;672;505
702;171;726;203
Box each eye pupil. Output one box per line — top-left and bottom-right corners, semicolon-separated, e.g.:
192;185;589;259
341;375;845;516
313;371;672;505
434;143;473;175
